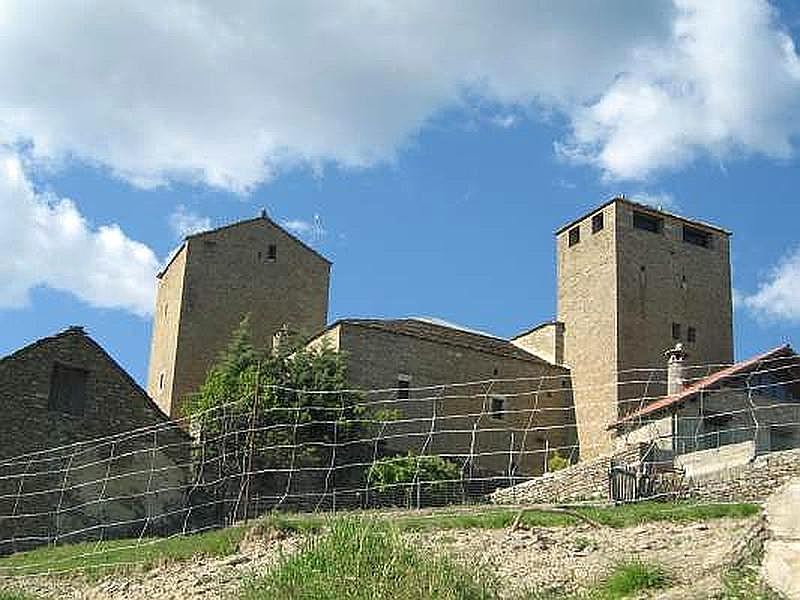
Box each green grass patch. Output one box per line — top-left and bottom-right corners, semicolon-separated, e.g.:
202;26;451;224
256;501;759;534
591;560;669;598
576;501;760;529
238;517;496;600
0;591;43;600
0;526;246;578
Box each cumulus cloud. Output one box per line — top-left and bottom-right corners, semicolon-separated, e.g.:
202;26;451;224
169;205;211;239
0;1;797;190
743;247;800;322
561;0;800;179
0;149;158;316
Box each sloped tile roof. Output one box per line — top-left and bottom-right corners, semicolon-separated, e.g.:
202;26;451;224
321;318;558;365
613;344;795;428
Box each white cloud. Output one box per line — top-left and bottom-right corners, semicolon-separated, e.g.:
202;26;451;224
743;247;800;322
633;192;680;212
169;205;211;239
281;215;325;239
0;1;797;190
0;149;158;316
561;0;800;180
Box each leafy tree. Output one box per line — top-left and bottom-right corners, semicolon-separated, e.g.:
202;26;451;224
184;317;368;521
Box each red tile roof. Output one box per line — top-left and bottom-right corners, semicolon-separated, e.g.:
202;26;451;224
612;344;795;428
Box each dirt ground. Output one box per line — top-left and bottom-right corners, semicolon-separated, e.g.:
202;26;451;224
0;516;758;600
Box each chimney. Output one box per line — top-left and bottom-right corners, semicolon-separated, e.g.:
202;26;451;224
665;343;688;395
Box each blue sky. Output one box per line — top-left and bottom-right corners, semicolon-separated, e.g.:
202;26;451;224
2;0;800;385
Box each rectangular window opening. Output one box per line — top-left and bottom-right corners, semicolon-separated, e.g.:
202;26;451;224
568;226;581;247
159;372;165;390
490;395;505;420
687;327;697;343
591;213;604;234
672;322;682;341
397;374;411;400
267;244;277;261
683;225;712;248
48;363;89;417
633;211;663;234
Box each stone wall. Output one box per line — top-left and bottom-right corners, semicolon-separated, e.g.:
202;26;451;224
148;216;331;419
491;445;800;506
687;448;800;503
490;445;643;504
0;328;191;554
329;321;577;477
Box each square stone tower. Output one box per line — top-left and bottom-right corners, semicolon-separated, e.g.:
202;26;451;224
147;213;331;419
556;198;733;459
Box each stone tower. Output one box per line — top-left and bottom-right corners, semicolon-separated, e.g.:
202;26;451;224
556;198;733;459
147;214;331;419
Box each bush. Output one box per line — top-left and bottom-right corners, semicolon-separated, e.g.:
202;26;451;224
547;451;570;473
367;453;461;491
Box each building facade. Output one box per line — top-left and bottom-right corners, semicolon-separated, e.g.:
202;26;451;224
147;214;331;419
555;198;734;458
308;318;577;477
0;327;190;554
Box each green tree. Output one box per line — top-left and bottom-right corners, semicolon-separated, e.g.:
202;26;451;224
184;317;367;522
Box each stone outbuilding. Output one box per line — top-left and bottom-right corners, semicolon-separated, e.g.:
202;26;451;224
0;327;191;554
307;318;577;478
612;344;800;478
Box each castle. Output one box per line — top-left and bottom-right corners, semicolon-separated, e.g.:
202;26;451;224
147;197;734;462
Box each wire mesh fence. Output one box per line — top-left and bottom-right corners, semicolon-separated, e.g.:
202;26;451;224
0;354;799;576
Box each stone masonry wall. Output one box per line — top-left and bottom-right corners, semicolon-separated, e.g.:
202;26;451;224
0;329;191;554
491;446;800;506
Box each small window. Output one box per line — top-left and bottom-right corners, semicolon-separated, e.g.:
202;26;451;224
490;395;505;419
49;363;88;416
672;322;682;341
159;372;165;390
687;327;697;343
397;374;411;400
163;303;168;320
266;244;277;261
591;213;604;234
683;225;711;248
568;226;581;247
633;211;663;234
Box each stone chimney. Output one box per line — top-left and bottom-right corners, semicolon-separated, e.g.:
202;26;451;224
665;343;688;395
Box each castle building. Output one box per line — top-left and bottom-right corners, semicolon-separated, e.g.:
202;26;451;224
147;213;331;419
307;318;577;477
554;198;734;458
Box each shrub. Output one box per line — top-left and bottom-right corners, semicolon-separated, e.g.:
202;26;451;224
547;451;570;473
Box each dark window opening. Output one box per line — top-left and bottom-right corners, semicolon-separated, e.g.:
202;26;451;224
266;244;277;261
159;372;165;390
683;225;711;248
397;377;410;400
633;211;663;234
49;363;88;416
672;322;682;340
687;327;697;343
568;226;581;247
490;395;505;419
592;213;604;233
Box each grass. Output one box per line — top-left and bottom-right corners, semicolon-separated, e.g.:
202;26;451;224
0;525;246;578
0;501;760;580
0;591;42;600
591;560;669;598
720;567;784;600
256;501;760;533
238;518;496;600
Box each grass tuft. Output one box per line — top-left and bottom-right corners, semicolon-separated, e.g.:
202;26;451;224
238;517;496;600
593;560;669;598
